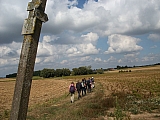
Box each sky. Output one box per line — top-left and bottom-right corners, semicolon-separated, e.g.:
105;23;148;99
0;0;160;77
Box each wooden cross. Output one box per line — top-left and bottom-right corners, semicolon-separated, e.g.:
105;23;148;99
10;0;48;119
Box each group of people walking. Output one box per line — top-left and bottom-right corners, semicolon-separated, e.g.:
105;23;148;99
68;77;95;103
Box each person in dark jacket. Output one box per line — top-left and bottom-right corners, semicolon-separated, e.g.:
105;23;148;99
83;78;87;95
87;78;92;93
81;79;86;96
91;77;95;88
76;80;81;99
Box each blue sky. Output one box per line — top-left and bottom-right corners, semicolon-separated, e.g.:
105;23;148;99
0;0;160;77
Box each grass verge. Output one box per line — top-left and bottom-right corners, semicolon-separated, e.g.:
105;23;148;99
27;82;115;120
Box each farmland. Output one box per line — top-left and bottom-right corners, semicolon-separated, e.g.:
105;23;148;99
0;65;160;119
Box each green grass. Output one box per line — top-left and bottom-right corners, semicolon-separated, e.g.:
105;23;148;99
0;109;10;119
32;76;43;80
27;82;113;120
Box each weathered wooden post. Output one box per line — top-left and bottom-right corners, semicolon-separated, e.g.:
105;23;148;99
10;0;48;120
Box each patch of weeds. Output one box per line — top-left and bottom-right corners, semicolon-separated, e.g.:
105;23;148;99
114;96;127;120
111;92;128;109
0;109;10;120
0;114;2;120
27;82;110;120
26;115;36;120
128;105;140;115
27;95;67;120
107;96;129;120
114;108;125;120
119;92;160;114
80;84;109;118
102;97;116;109
4;109;9;118
132;92;142;99
87;103;102;109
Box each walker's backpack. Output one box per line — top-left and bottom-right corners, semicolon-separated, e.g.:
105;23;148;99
81;82;84;87
76;82;81;90
87;80;90;85
70;86;75;93
91;78;94;82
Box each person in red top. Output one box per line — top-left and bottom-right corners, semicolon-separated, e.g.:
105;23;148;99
69;82;76;103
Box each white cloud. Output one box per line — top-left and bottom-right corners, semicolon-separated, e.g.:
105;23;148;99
80;56;91;61
0;46;12;57
148;34;160;41
141;56;154;62
60;60;68;64
141;53;160;62
35;34;100;66
0;42;21;58
43;35;52;43
81;32;99;45
35;57;45;64
103;56;117;64
150;45;157;49
0;58;8;66
94;57;102;62
0;0;160;76
66;43;99;57
104;34;143;54
118;59;122;64
1;0;160;44
124;52;140;58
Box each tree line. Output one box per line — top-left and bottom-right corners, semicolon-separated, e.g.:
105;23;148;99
6;66;104;78
116;63;160;69
6;63;160;78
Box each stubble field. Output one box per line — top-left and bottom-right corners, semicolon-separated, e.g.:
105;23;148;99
0;65;160;119
0;78;72;118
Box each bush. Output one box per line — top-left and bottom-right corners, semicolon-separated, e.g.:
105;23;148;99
96;68;104;74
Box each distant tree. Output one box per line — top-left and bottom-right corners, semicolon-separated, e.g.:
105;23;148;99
50;69;55;77
92;69;97;74
62;68;71;76
6;73;17;78
154;63;160;65
55;69;63;77
96;68;104;74
33;70;41;76
117;65;121;69
40;68;55;78
72;66;93;75
86;65;93;74
72;68;80;75
79;66;88;75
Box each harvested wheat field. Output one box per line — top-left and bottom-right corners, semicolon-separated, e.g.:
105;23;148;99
0;78;72;117
0;65;160;120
